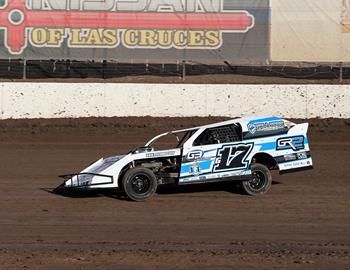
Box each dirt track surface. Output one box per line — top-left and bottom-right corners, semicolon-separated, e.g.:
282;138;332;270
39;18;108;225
0;117;349;269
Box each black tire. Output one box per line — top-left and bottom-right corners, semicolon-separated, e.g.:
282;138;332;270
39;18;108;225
241;163;272;196
122;167;157;201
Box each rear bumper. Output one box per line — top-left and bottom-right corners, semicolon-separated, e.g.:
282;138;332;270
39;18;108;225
279;165;313;174
277;155;313;174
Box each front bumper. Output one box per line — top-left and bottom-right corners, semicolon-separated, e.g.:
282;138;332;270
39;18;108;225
59;172;114;188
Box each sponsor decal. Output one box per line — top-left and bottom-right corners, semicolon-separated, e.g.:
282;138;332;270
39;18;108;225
145;150;175;158
189;165;201;174
276;136;305;151
213;143;253;172
247;120;285;135
0;0;255;54
281;159;311;169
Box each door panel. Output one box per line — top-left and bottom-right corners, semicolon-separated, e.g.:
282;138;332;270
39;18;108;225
179;142;254;183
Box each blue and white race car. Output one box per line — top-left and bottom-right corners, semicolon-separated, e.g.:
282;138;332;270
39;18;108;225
60;116;313;201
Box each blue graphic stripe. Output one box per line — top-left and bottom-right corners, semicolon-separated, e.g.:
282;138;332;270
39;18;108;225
258;141;275;151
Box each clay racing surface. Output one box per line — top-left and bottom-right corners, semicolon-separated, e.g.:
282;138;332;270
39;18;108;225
0;117;349;269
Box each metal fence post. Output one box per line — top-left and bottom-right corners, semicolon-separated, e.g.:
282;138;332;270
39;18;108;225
23;59;27;80
340;62;343;83
182;60;186;81
102;60;106;79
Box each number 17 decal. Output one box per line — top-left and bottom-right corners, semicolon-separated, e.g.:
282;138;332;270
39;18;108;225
213;143;254;172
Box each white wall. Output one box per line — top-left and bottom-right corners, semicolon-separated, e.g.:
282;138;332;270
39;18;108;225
0;83;349;119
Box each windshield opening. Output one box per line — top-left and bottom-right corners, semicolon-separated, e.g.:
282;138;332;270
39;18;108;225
176;130;196;148
149;130;197;150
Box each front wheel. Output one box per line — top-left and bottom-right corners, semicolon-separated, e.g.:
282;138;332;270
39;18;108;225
241;163;272;196
122;167;157;202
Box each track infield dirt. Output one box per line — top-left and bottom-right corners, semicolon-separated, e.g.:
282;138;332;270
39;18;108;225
0;117;349;270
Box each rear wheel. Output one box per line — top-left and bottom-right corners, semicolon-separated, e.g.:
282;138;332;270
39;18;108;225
242;163;272;196
122;167;157;201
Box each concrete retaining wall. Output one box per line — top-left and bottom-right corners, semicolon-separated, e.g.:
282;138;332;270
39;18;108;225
0;83;349;119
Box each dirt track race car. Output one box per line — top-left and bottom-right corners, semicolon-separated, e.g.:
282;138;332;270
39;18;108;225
59;116;313;201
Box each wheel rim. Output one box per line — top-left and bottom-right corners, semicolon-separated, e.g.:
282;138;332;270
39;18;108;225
130;174;151;194
247;170;266;192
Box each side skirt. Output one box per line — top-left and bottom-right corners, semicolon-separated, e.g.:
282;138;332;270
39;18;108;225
178;175;252;185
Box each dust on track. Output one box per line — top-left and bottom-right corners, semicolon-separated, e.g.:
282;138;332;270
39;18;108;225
0;117;349;269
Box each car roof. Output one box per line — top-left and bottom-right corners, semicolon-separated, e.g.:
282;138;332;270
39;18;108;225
170;116;281;133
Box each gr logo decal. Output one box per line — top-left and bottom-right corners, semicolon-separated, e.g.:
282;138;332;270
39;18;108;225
276;136;305;151
186;150;203;161
213;143;253;172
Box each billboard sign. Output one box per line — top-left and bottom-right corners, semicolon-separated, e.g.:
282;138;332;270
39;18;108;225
0;0;269;63
343;0;350;32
